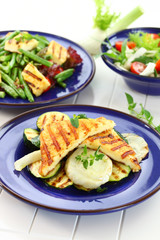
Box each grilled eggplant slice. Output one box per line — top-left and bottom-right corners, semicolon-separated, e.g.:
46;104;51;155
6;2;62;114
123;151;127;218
23;128;40;150
29;160;61;178
109;161;131;181
44;162;73;188
37;111;70;130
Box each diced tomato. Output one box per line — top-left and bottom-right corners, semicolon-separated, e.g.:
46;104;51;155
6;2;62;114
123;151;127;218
115;41;136;52
130;62;147;75
155;59;160;72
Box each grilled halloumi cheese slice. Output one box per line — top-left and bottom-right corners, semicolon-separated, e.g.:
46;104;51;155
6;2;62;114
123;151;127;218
39;117;115;176
4;32;38;53
22;63;51;97
79;128;141;172
46;40;68;65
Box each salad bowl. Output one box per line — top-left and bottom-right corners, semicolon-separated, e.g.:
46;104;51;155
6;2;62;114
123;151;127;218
101;27;160;95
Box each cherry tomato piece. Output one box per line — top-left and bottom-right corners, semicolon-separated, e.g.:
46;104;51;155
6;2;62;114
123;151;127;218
155;59;160;72
130;62;147;75
115;41;136;52
147;33;160;40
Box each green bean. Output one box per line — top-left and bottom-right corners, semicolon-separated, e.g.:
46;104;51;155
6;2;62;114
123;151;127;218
0;64;10;73
16;54;23;64
0;30;20;47
19;49;53;67
55;68;74;81
0;50;9;56
0;70;26;99
11;67;18;81
0;55;11;62
57;78;66;88
9;53;17;70
0;81;18;98
18;69;34;102
0;91;5;98
33;35;49;45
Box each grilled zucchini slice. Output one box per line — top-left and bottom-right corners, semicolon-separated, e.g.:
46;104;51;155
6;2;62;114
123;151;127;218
109;161;131;182
23;128;40;150
45;162;73;188
29;160;61;179
37;111;70;130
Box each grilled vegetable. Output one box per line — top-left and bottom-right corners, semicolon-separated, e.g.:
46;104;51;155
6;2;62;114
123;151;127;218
29;160;61;179
23;128;40;150
109;161;131;181
14;150;41;171
45;161;73;188
36;111;70;130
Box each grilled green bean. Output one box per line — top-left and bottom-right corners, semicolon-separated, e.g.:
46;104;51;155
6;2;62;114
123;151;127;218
11;67;18;81
0;55;11;62
18;69;34;102
0;70;26;99
19;49;53;67
0;64;10;73
0;81;18;98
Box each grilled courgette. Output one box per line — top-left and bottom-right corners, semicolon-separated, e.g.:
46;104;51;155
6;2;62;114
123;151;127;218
23;128;40;150
109;161;131;181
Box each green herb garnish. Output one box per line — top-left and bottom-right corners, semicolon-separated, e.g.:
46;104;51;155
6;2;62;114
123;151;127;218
75;145;104;169
125;92;160;133
70;114;88;128
96;186;107;193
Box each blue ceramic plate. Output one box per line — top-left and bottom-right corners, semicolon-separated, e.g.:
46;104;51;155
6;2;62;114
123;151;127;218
0;104;160;214
0;31;95;107
101;27;160;95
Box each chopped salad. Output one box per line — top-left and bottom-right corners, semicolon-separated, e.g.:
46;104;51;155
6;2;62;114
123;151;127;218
0;31;82;101
104;31;160;77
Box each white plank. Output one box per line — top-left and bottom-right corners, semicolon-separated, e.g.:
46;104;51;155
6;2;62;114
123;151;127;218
73;212;122;240
76;58;117;106
120;191;160;240
0;191;36;233
30;209;78;240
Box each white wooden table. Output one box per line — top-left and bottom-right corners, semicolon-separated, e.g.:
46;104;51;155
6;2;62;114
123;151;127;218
0;0;160;239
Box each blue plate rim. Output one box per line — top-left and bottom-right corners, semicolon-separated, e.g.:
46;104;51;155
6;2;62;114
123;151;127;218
0;104;160;214
0;30;95;107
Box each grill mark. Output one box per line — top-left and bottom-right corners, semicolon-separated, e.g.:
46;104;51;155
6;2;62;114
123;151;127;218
108;134;114;139
47;125;61;151
42;115;47;128
121;150;135;159
40;135;53;166
114;162;127;174
100;139;121;145
59;46;62;59
81;121;90;134
57;122;70;146
111;142;128;151
67;121;78;140
24;70;42;81
25;81;35;87
52;42;55;54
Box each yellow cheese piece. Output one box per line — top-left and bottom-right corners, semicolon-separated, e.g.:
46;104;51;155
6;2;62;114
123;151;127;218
4;32;38;53
46;40;68;65
22;63;51;97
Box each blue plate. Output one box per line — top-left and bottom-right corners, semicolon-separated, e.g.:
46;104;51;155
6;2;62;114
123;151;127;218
101;27;160;95
0;104;160;214
0;30;95;107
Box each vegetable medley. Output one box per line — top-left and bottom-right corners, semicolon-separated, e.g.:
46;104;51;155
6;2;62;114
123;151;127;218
104;31;160;77
0;31;82;101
